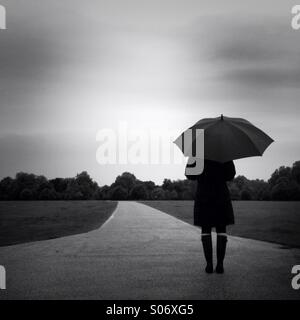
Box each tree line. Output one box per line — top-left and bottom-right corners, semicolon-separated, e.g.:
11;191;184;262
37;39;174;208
0;161;300;201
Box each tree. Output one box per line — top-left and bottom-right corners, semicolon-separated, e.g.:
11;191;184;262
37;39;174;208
165;190;178;200
110;186;128;200
114;172;136;193
241;188;252;200
92;188;103;200
291;161;300;184
20;188;34;200
98;185;110;200
15;172;37;199
0;177;16;200
268;166;291;188
50;178;68;193
143;181;156;199
162;179;173;192
130;184;148;200
287;181;300;200
75;171;98;200
65;179;84;200
151;187;166;200
15;172;37;189
228;182;240;200
234;175;248;190
38;188;58;200
2;160;300;201
270;177;290;200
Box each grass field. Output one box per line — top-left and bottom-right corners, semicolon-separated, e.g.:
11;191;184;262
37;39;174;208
0;200;117;247
141;201;300;248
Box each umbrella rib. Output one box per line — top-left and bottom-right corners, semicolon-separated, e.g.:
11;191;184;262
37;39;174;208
225;121;263;155
190;119;220;130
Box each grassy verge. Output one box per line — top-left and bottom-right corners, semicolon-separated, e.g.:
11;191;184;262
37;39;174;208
0;200;117;246
140;200;300;248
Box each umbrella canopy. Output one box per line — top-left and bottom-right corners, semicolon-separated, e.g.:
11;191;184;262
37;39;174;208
174;115;274;163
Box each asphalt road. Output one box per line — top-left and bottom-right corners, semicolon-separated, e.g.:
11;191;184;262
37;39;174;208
0;201;299;299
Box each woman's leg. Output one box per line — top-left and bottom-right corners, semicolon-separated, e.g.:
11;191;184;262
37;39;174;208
201;227;213;273
215;226;227;274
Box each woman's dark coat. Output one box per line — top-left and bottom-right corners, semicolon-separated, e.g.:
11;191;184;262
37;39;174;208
186;160;236;227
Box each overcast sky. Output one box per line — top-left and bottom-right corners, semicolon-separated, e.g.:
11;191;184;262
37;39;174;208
0;0;299;185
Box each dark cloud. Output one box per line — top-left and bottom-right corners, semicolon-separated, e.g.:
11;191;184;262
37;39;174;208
177;14;300;103
217;66;300;88
0;30;55;98
0;133;96;179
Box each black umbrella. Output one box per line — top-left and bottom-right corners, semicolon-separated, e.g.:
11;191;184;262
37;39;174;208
174;115;274;163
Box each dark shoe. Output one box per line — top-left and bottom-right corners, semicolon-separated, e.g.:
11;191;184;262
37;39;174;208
216;235;227;274
215;263;224;274
201;235;213;274
205;262;214;274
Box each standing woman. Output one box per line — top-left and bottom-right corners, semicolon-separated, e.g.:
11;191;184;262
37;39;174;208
186;159;236;274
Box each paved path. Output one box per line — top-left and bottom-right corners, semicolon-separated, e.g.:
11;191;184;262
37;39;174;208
0;201;299;299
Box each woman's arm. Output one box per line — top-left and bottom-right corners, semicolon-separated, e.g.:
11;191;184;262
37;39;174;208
223;161;236;181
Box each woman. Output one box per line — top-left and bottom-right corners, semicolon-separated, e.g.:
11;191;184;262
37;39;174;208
186;159;236;274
